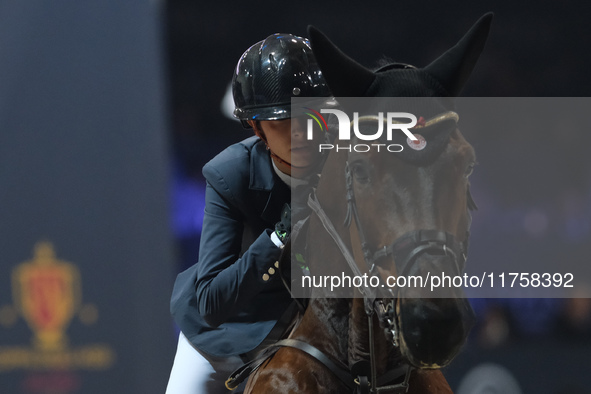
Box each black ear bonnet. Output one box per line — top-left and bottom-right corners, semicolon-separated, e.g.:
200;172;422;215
307;13;493;165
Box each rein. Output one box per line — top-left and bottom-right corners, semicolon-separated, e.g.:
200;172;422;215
308;190;412;393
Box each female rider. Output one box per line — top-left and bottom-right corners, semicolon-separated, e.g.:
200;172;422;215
166;33;331;393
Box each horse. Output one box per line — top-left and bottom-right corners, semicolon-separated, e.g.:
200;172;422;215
241;13;493;394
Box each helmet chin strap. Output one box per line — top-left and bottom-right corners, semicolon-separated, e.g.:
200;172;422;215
268;150;313;170
253;127;315;171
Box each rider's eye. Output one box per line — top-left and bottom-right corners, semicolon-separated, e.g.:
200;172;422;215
464;163;475;178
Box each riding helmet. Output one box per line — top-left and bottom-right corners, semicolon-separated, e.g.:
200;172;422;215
232;33;331;128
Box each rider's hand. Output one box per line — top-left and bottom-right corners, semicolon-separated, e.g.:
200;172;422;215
274;203;291;246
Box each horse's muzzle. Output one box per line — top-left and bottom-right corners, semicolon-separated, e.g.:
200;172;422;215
396;253;475;369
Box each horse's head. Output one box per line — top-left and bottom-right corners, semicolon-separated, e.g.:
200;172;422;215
307;13;492;369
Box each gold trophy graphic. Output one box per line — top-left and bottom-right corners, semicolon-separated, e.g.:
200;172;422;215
12;242;81;351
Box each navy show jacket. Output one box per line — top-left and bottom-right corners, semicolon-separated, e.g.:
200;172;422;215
170;136;293;357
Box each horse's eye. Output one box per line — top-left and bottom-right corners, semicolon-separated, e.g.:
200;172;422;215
465;163;475;178
352;163;370;184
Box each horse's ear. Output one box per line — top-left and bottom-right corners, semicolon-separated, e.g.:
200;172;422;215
424;13;493;96
308;25;376;97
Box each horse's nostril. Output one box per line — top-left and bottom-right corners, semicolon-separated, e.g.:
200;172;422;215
398;297;475;368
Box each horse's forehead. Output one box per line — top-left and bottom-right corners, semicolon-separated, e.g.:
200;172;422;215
352;118;459;166
451;129;476;159
368;69;448;99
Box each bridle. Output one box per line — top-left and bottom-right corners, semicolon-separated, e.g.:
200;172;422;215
307;190;412;393
226;112;477;393
305;111;477;393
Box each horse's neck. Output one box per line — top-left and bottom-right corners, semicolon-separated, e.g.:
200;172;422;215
348;298;371;363
292;298;350;362
349;298;401;375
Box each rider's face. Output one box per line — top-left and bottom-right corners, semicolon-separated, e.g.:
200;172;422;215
255;118;322;178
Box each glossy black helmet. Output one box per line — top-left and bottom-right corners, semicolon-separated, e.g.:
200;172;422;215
232;33;331;127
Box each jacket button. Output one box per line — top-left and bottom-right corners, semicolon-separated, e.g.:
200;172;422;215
274;261;279;268
268;267;275;275
262;273;270;281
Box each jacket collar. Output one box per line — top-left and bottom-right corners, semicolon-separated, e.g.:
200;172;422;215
249;139;275;191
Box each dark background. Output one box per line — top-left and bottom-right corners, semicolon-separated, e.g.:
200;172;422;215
164;1;591;393
0;1;588;393
165;0;591;174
